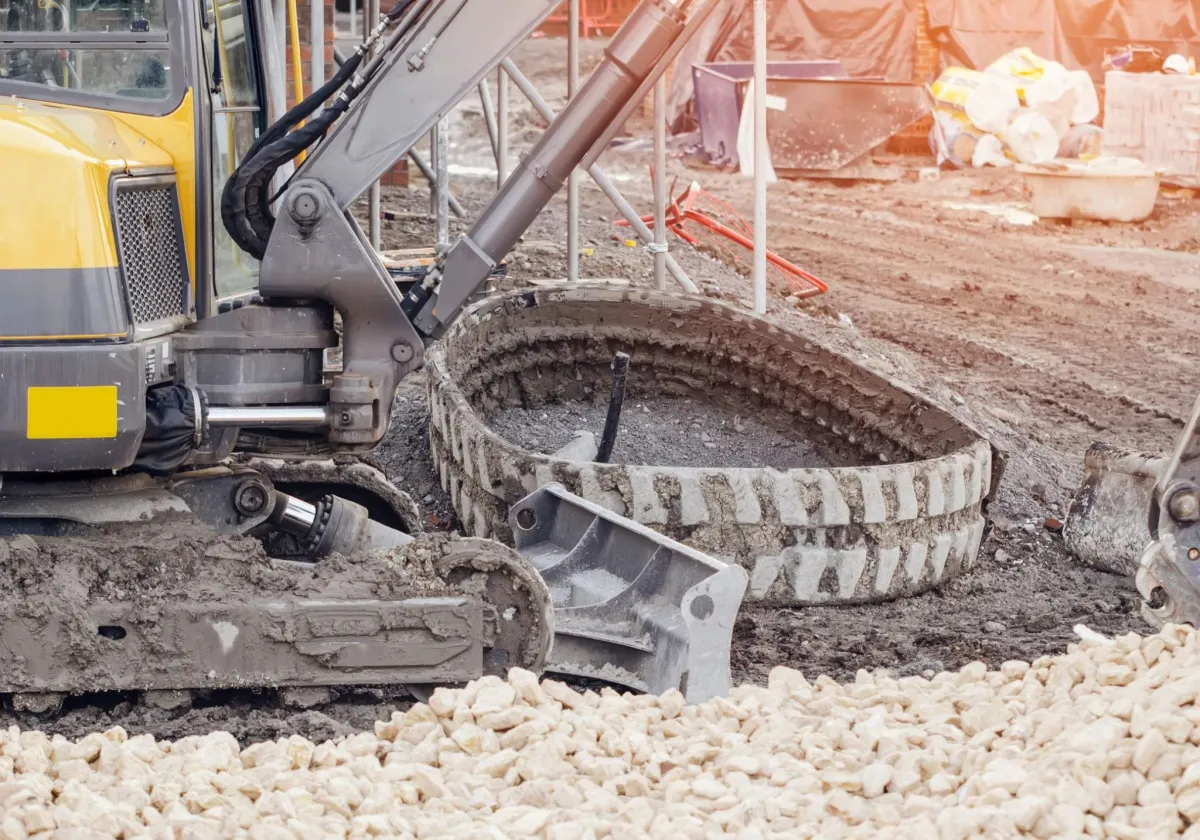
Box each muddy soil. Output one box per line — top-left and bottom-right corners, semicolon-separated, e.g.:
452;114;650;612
6;38;1186;744
487;395;833;469
14;691;414;745
372;37;1183;683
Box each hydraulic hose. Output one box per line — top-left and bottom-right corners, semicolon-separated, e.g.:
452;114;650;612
221;0;420;259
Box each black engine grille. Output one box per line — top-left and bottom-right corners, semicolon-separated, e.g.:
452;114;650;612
112;179;190;326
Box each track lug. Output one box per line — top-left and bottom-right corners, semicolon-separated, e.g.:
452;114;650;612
12;692;64;715
142;690;194;711
280;687;333;709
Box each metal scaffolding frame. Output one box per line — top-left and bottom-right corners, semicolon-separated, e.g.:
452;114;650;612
273;0;781;300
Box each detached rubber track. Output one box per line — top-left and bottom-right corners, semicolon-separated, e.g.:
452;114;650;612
426;285;1002;606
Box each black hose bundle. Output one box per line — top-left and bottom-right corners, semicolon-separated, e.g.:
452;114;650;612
220;50;364;258
220;0;419;259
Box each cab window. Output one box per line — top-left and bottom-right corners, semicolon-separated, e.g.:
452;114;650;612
200;0;263;298
0;0;172;101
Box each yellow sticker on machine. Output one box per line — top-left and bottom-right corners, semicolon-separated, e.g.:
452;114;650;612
27;386;119;440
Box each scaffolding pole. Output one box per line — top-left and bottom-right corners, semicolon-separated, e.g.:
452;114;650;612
310;0;325;88
478;78;500;165
435;119;450;250
567;0;581;283
752;0;767;315
274;0;287;94
497;66;509;190
653;75;667;291
407;149;466;218
500;59;698;294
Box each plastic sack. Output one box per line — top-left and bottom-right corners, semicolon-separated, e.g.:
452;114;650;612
1066;70;1100;124
1059;124;1104;160
737;78;777;183
987;47;1051;79
1023;62;1075;137
931;67;1020;133
929;108;986;168
973;134;1012;168
1001;109;1059;164
987;48;1099;127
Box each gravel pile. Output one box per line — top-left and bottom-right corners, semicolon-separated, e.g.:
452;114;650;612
487;396;832;470
5;625;1200;839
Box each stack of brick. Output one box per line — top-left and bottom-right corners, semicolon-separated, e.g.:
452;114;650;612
892;0;938;151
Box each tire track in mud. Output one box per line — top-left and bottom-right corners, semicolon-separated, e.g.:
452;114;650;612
756;205;1200;462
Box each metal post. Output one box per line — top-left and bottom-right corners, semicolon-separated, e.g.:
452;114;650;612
367;0;381;250
566;0;581;283
479;79;500;165
428;126;438;217
497;67;509;190
408;150;466;218
500;58;698;294
273;0;287;105
653;75;667;291
264;0;292;188
310;0;325;89
435;118;450;250
752;0;767;315
350;0;358;38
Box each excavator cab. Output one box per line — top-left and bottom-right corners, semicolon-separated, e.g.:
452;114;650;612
0;0;268;328
0;0;747;710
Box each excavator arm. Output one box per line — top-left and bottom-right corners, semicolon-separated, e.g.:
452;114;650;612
218;0;694;447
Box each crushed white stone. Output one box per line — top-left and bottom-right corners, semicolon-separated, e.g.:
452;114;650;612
5;625;1200;839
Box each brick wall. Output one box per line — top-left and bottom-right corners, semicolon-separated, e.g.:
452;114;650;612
892;0;937;150
286;0;335;108
912;0;940;84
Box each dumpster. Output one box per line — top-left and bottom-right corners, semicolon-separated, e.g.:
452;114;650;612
692;60;930;173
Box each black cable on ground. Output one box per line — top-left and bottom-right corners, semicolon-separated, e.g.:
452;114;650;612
596;352;631;464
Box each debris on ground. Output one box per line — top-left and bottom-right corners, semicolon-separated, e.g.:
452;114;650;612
6;625;1200;838
615;177;827;299
931;49;1101;169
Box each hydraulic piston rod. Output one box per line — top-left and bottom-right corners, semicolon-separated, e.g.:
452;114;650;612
408;0;687;336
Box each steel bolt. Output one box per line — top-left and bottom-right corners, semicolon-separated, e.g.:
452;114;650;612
234;482;269;515
391;341;414;363
1169;489;1200;523
289;190;321;224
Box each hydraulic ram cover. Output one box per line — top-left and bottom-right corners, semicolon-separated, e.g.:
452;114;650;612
509;483;748;703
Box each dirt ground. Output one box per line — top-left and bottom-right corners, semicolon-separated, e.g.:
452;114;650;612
9;39;1198;743
370;38;1200;687
487;395;833;470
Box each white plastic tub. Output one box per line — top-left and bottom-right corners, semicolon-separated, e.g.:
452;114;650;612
1017;157;1161;222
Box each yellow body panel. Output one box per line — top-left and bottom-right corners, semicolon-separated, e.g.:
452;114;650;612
117;93;198;282
0;92;196;281
26;385;119;440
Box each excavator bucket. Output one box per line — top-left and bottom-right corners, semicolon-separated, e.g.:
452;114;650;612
1063;443;1165;576
509;483;748;704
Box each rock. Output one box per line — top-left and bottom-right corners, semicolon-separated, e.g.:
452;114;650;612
553;431;599;462
983;621;1007;635
11;622;1200;839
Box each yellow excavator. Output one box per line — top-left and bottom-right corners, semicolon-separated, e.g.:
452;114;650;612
0;0;747;712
